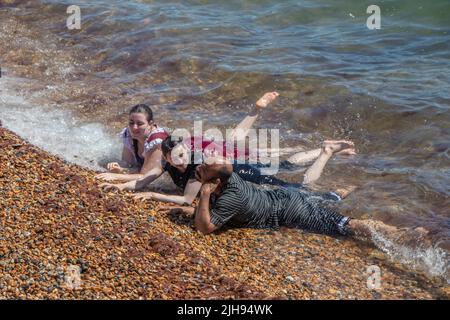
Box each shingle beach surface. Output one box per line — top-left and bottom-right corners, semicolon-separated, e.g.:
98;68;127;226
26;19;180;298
0;127;448;299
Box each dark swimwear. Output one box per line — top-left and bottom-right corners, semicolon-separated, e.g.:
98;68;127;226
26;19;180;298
133;139;145;167
163;161;341;202
163;136;340;201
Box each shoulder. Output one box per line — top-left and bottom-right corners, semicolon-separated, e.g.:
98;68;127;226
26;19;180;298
218;173;244;199
144;126;169;153
226;172;245;188
148;126;169;141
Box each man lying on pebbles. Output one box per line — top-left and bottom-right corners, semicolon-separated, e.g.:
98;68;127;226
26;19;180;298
163;159;429;244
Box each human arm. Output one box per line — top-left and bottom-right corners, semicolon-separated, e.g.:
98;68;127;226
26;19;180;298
133;179;202;206
99;166;164;192
194;181;220;235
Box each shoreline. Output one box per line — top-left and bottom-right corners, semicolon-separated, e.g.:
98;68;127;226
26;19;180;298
1;125;448;299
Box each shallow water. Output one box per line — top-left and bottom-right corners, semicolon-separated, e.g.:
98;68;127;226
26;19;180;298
0;0;449;282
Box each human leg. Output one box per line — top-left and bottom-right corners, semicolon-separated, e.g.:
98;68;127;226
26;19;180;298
303;140;355;184
286;146;356;165
280;191;351;236
346;219;429;242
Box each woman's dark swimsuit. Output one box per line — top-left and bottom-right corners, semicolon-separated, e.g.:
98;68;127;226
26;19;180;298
233;163;341;201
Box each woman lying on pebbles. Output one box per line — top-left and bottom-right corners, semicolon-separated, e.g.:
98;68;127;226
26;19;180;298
96;92;281;183
99;135;356;206
96;91;355;183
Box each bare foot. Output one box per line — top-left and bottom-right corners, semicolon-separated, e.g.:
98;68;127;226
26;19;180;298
322;140;355;155
414;226;429;236
256;91;279;108
348;219;400;239
348;219;432;247
334;185;357;199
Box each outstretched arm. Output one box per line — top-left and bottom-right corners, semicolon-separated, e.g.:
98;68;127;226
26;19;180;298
99;166;164;192
133;179;202;206
96;148;163;182
229;91;279;141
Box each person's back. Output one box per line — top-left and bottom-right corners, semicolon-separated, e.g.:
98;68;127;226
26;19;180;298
210;172;291;229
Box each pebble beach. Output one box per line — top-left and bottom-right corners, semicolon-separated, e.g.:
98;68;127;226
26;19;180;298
1;126;448;300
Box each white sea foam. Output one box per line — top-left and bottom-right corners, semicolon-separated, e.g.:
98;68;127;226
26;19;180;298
0;79;121;170
369;227;450;283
